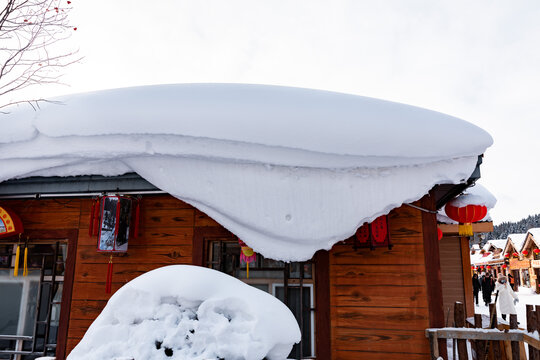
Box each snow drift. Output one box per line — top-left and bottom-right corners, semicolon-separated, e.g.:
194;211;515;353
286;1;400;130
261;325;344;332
67;265;301;360
0;83;493;260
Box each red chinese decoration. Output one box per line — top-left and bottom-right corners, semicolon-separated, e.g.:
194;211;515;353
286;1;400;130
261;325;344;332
354;215;392;250
487;265;492;269
90;195;141;293
437;227;443;241
471;265;475;270
0;206;23;239
503;264;507;269
444;201;487;236
504;253;510;258
512;252;519;258
534;249;540;255
523;250;530;256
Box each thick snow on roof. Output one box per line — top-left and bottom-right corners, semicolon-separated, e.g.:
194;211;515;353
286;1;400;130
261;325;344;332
0;84;493;261
485;239;507;251
446;184;497;209
527;228;540;241
67;265;300;360
508;233;528;252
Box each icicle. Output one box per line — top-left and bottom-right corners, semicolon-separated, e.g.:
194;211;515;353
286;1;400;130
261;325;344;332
14;244;20;277
106;254;113;294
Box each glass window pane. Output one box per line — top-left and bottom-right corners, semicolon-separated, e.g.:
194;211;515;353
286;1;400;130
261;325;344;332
0;282;23;335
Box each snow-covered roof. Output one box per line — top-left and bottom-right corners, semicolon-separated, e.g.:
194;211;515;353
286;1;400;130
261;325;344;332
0;84;493;261
484;239;507;251
527;228;540;242
507;233;528;252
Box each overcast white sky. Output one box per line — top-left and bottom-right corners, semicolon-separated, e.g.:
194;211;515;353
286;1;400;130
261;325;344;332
20;0;540;225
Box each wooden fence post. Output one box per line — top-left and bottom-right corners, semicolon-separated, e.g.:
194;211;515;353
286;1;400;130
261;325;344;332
454;302;468;359
489;303;502;359
527;304;537;360
510;314;520;360
475;314;486;360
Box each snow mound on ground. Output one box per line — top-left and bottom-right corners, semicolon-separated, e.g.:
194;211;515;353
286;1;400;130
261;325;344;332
67;265;300;360
0;84;493;261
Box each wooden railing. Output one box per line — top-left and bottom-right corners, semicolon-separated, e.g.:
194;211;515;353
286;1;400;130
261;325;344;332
426;302;540;359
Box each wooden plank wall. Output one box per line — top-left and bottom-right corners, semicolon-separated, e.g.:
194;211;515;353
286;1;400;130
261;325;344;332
3;195;439;359
329;204;432;359
439;237;466;326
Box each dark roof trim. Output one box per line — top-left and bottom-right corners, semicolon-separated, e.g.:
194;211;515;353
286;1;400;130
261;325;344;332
0;173;160;198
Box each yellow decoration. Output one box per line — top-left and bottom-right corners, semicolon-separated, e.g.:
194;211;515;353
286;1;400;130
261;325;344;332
14;244;20;277
23;246;28;277
458;223;473;236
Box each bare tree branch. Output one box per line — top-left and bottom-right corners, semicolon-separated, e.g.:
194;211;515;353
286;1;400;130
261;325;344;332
0;0;80;110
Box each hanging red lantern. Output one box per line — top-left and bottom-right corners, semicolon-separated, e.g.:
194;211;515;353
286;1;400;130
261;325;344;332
91;195;140;293
512;252;519;258
502;264;507;269
487;265;492;269
471;265;475;270
504;253;510;258
238;238;256;278
437;227;443;241
523;250;530;256
534;249;540;255
444;201;487;236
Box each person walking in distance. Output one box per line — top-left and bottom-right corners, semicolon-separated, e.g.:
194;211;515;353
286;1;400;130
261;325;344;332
495;274;519;320
472;273;481;305
482;272;494;306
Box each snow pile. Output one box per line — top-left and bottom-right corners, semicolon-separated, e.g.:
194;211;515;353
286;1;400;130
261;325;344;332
527;228;540;244
0;84;493;261
67;265;300;360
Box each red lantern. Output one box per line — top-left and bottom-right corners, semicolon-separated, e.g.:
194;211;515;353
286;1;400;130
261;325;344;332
523;250;530;256
437;227;443;241
503;264;507;269
487;265;491;269
512;252;519;258
504;253;510;258
534;249;540;255
471;265;475;270
444;201;487;236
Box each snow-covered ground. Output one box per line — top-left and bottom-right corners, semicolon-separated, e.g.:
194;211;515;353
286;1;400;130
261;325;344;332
475;286;540;327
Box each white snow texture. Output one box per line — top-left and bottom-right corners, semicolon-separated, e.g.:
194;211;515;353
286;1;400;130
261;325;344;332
0;83;493;261
66;265;301;360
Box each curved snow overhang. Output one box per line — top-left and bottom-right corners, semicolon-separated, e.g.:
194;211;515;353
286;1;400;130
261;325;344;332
0;83;494;261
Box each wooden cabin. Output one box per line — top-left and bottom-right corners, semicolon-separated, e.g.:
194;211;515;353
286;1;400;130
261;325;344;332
503;233;529;290
0;169;487;360
437;221;493;324
521;229;540;293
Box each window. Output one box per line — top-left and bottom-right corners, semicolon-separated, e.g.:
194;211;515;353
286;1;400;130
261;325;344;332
206;239;316;359
0;242;66;360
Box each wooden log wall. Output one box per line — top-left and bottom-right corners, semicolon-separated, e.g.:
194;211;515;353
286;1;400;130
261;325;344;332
3;195;440;359
329;204;432;359
1;195;221;357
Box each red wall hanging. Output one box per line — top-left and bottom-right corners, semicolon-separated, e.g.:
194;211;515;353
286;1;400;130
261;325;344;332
90;195;141;293
0;206;23;239
354;215;392;250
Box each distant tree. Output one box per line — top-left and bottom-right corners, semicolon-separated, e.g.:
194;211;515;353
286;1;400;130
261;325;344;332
0;0;79;110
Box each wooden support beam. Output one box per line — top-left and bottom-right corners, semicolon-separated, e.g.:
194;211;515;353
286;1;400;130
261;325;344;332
510;314;520;360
